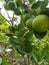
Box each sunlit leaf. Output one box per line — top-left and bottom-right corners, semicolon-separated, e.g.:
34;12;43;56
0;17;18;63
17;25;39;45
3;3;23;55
2;58;10;65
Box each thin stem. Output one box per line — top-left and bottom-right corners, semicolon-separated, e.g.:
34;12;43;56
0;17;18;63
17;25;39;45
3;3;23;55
27;55;30;65
6;10;15;26
11;13;14;26
24;58;27;65
0;14;11;25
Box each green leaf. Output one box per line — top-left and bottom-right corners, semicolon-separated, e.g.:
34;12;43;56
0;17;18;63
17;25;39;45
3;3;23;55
0;15;7;25
17;46;25;55
8;37;20;50
31;53;38;64
41;44;48;60
20;4;28;12
24;39;32;53
2;58;10;65
31;1;42;14
18;27;28;37
9;26;16;33
9;37;25;55
29;0;36;5
41;0;48;11
9;37;19;45
5;33;14;37
23;13;33;22
18;23;25;33
32;0;48;14
16;0;22;7
24;31;33;39
40;8;49;16
41;44;49;62
16;56;24;61
32;1;41;9
32;45;40;61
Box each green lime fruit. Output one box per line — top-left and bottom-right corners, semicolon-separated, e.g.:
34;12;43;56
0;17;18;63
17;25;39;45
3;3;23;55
26;18;33;30
14;8;21;15
32;15;49;33
8;1;15;11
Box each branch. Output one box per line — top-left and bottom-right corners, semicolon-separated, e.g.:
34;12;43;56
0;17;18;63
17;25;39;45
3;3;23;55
6;11;15;26
11;13;14;26
0;13;11;25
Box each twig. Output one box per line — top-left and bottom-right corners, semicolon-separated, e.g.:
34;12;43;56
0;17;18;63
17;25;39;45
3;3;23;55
0;13;11;25
6;11;15;26
11;13;14;26
27;55;30;65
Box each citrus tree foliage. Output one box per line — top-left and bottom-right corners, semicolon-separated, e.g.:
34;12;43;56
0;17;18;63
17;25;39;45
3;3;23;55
0;0;49;65
0;15;9;43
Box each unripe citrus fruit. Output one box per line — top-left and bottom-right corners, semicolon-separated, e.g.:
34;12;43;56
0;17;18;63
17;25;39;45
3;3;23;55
8;1;15;11
14;8;21;15
32;15;49;33
4;1;15;11
26;18;33;30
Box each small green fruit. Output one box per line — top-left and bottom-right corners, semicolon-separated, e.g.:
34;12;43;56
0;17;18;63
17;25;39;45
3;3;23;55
32;15;49;33
8;1;15;11
14;8;21;15
26;18;33;30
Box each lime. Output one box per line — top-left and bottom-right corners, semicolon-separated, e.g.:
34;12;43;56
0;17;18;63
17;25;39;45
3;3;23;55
14;8;21;15
8;1;15;11
32;15;49;33
26;18;33;30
